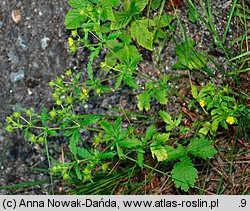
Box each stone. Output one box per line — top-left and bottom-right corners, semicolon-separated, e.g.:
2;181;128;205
10;70;25;83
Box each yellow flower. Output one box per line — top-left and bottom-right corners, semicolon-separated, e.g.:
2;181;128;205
82;88;88;96
199;99;205;107
68;37;74;47
79;9;85;15
226;116;235;125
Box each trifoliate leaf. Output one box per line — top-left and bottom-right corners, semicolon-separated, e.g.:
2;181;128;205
188;138;217;159
137;92;151;111
171;155;198;192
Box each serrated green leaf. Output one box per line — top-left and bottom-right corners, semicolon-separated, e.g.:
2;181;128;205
115;74;123;90
47;130;58;136
152;0;162;10
137;92;151;111
75;164;83;180
101;2;115;21
212;118;219;131
107;0;119;8
81;116;100;126
100;152;116;159
77;147;92;159
65;9;86;29
110;11;132;30
100;120;114;133
188;138;217;159
171;156;198;192
154;133;170;143
131;20;153;50
159;110;173;125
175;113;182;126
144;124;155;142
165;144;186;162
68;0;90;8
155;89;168;104
123;74;139;90
150;143;168;162
41;108;47;127
137;151;144;167
119;136;141;148
130;0;149;14
70;130;80;156
117;145;125;159
113;117;122;131
191;85;198;99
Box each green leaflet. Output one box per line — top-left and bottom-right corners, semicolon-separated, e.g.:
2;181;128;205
110;11;132;30
131;19;154;50
171;155;198;192
65;9;87;29
188;138;218;159
70;130;80;156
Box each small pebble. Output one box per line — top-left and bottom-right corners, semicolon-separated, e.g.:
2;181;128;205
41;37;50;50
7;51;19;64
10;70;25;83
18;36;28;50
11;10;22;23
0;21;3;29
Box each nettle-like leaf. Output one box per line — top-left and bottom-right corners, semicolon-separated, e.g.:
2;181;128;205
65;9;87;29
188;138;217;159
110;11;132;30
131;19;154;50
101;2;115;21
68;0;90;9
130;0;149;14
171;155;198;192
172;39;207;70
165;144;186;162
107;0;119;8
